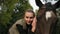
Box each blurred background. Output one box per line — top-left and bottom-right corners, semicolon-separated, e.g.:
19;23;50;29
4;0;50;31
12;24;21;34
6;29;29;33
0;0;60;34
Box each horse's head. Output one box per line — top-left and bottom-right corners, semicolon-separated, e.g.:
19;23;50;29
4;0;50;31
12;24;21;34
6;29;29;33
35;0;60;20
35;0;59;34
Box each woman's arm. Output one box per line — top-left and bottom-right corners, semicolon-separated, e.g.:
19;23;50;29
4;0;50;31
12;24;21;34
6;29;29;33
31;17;37;32
29;17;37;34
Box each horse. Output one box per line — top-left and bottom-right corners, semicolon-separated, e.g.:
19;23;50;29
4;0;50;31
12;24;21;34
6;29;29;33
35;0;60;34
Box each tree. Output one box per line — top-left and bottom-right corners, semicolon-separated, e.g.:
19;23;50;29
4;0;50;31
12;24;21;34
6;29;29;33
0;0;32;34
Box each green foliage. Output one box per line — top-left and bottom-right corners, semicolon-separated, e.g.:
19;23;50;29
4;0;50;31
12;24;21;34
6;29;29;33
0;0;32;34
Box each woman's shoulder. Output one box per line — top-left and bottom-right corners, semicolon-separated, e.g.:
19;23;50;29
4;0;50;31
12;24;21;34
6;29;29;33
9;19;25;30
15;19;25;24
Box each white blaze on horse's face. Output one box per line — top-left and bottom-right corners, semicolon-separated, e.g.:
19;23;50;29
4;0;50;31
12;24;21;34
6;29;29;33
45;11;52;20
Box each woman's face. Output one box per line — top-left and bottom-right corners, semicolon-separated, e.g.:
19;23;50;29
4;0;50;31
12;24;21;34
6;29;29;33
24;12;34;24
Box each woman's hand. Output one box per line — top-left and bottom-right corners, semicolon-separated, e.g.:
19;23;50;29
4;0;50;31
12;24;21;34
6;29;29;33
31;16;37;32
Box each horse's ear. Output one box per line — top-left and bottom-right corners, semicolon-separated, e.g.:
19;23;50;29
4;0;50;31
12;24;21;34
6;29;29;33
53;0;60;9
35;0;43;7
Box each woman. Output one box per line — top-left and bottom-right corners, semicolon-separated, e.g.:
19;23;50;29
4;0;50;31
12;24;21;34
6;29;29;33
9;9;37;34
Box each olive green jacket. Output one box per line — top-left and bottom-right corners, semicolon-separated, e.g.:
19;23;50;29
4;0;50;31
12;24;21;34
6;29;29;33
9;19;27;34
